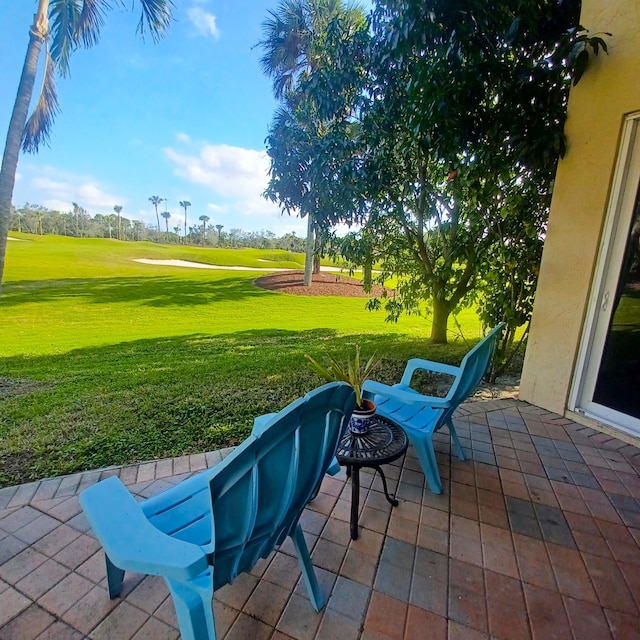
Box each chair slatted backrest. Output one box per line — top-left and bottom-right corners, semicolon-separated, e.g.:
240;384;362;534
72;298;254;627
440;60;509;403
205;382;354;590
440;323;505;423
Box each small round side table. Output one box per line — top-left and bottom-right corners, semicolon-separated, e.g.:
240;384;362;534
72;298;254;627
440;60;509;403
336;415;408;540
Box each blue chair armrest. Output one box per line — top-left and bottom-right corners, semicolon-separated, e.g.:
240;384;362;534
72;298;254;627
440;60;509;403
400;358;461;387
362;379;451;408
252;413;278;437
80;476;209;582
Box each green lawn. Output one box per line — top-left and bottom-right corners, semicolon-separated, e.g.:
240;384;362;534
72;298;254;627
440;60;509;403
0;234;486;487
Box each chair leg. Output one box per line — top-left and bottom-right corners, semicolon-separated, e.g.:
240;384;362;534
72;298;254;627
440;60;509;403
105;554;125;598
408;434;443;494
291;523;325;611
166;573;216;640
448;419;466;461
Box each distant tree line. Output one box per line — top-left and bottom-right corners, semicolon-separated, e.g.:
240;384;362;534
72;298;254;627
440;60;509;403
8;202;308;251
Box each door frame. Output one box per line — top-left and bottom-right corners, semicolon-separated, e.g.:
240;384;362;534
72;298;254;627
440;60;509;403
569;112;640;436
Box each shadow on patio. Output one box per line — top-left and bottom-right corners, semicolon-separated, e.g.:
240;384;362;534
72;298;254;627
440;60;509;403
1;398;639;639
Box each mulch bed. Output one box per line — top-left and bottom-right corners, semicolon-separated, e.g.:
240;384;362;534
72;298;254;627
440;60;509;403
255;270;391;297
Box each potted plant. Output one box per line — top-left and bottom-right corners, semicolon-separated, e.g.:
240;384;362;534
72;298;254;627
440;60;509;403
305;345;381;435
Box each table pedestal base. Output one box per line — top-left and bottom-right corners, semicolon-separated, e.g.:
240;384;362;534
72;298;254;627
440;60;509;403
345;464;400;540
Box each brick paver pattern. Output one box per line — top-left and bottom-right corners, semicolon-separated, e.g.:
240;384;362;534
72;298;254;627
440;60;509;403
1;398;640;639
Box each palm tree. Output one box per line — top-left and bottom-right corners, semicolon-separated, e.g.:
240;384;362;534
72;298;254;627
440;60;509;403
179;200;191;240
0;1;172;293
258;0;359;286
113;205;123;240
148;196;162;232
258;0;346;99
215;224;224;245
199;215;210;244
161;210;171;241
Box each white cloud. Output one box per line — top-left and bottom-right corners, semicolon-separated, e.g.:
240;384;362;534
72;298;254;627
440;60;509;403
164;140;307;236
31;175;121;212
175;132;191;143
164;143;270;199
187;7;220;39
237;195;281;219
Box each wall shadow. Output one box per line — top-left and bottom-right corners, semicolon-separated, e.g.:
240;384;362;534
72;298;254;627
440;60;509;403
1;329;463;487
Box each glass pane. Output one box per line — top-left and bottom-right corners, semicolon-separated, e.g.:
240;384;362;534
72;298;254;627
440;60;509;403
593;178;640;419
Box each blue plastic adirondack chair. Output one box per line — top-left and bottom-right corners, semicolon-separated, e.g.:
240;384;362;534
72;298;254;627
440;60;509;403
80;382;356;640
362;324;505;494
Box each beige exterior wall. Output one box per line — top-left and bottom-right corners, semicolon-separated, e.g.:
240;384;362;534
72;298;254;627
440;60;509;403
519;0;640;414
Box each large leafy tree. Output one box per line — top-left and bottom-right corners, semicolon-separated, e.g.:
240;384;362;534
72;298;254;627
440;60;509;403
264;96;367;278
259;0;369;285
360;0;607;343
0;0;173;294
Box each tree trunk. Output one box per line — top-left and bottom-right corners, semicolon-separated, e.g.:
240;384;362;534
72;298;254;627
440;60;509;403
313;253;321;274
363;258;373;290
303;213;314;286
430;298;450;344
0;3;48;294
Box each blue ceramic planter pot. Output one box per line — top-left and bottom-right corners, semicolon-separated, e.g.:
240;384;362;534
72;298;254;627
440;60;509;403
349;399;376;435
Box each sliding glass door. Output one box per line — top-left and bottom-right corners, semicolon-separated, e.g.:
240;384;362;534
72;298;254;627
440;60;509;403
573;115;640;436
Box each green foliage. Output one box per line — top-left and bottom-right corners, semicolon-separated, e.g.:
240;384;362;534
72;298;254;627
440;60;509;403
305;344;381;407
348;0;609;345
474;182;547;380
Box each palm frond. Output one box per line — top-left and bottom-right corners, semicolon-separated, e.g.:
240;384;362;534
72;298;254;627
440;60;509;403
22;48;61;153
135;0;173;43
49;0;82;76
75;0;108;49
258;0;313;98
305;345;382;408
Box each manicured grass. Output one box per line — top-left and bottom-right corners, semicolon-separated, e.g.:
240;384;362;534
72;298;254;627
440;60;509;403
0;234;487;487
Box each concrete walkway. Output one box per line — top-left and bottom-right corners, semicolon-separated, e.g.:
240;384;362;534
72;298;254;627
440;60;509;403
1;399;640;639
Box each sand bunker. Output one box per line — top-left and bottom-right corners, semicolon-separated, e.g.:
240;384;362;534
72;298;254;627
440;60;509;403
134;258;346;272
134;258;291;271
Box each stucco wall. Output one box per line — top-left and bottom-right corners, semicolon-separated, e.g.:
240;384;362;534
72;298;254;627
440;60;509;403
519;0;640;413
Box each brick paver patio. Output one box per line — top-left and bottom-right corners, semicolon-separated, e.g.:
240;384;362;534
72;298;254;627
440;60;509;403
1;398;640;639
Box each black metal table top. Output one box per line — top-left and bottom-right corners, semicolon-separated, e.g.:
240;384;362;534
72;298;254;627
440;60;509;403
336;415;408;466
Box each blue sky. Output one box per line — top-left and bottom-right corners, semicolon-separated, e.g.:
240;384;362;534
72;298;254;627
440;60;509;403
0;0;350;237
